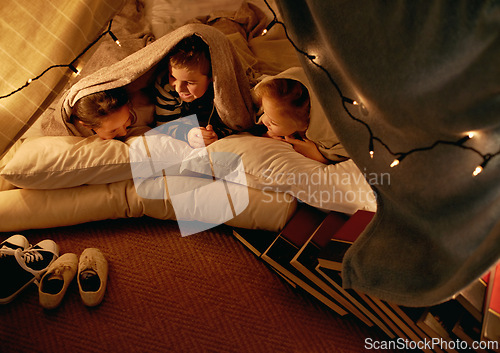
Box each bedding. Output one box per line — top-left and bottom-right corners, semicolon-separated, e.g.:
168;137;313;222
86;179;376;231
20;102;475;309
1;133;376;215
0;0;373;237
0;178;296;233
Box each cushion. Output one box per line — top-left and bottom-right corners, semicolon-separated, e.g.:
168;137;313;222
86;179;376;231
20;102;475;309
207;133;376;214
0;132;376;214
0;136;133;189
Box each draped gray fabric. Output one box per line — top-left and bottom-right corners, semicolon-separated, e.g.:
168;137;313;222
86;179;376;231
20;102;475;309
276;0;500;306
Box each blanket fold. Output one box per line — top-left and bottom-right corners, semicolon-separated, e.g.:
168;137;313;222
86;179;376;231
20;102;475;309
42;23;255;138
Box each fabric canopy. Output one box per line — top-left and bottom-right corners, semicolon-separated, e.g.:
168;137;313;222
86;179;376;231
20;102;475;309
0;0;125;158
277;0;500;306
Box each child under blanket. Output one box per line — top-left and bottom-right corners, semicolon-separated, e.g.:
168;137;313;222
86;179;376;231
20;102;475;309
252;67;350;164
40;24;254;142
70;87;134;140
154;34;235;148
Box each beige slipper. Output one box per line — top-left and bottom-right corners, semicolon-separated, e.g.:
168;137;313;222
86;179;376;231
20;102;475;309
39;253;78;309
77;248;108;307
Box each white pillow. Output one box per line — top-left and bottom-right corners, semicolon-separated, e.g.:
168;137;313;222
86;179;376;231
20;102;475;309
0;136;133;189
1;132;376;214
207;133;377;214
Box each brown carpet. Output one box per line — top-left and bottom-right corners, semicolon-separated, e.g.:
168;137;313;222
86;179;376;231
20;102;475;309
1;217;402;353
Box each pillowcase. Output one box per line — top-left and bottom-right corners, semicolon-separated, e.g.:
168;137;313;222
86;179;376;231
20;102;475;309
207;133;377;214
1;132;376;214
0;135;133;189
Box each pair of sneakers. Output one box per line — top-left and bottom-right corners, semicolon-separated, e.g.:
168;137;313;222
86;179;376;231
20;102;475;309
38;248;108;309
0;234;59;304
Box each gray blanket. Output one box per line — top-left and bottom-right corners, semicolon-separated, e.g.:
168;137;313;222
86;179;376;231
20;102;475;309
42;23;254;137
277;0;500;306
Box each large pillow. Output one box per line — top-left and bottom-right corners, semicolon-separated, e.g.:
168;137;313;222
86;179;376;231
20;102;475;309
0;136;133;189
0;178;296;233
0;132;376;214
207;133;377;214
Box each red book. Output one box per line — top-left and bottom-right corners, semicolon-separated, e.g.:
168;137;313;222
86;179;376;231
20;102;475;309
333;209;375;243
481;263;500;342
317;210;375;271
279;203;326;248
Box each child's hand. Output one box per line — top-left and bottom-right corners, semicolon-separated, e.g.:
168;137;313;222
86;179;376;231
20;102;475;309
284;136;329;164
187;125;218;148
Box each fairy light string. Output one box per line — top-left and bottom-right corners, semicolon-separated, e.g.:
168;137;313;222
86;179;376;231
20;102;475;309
261;0;499;176
0;20;121;100
2;7;499;176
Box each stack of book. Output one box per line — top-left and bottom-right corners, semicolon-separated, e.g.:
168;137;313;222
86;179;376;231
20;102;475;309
233;204;500;353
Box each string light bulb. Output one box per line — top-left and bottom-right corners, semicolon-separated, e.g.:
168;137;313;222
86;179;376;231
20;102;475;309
473;157;490;177
369;139;374;158
472;165;483;177
343;97;358;105
261;20;276;36
109;31;121;47
68;64;79;74
390;154;406;168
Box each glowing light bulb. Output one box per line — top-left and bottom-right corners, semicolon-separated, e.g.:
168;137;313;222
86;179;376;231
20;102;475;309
472;165;483;176
261;20;276;36
343;97;358;105
390;159;400;167
27;78;32;84
468;132;475;138
109;31;121;47
369;150;374;158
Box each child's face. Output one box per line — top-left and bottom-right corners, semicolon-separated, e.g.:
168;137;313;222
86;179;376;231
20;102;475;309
169;64;212;103
93;105;131;140
260;96;300;138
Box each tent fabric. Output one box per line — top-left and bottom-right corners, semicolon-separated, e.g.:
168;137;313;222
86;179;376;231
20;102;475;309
277;0;500;306
0;0;126;158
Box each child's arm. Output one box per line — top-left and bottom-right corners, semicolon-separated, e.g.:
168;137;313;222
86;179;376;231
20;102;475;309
283;136;330;164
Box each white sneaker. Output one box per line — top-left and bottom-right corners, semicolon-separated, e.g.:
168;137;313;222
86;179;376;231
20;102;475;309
0;238;59;304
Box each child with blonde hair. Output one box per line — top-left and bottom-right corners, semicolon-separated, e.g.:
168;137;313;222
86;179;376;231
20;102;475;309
253;67;349;164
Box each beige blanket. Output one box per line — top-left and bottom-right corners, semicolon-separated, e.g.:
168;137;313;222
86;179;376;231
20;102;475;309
41;23;255;137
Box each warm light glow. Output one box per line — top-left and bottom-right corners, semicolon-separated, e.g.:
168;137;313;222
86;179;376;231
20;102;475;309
115;40;121;47
343;97;358;105
468;132;475;138
261;29;268;36
473;165;483;176
27;78;32;84
390;159;400;167
369;150;374;158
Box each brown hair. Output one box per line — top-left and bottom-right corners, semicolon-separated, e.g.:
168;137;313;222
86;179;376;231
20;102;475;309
254;78;310;129
71;87;130;129
168;35;212;77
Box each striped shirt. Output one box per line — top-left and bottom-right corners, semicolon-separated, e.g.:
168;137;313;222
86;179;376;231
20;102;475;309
154;73;234;142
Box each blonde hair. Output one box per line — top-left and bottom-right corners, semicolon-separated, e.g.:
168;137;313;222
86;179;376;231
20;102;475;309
168;35;212;77
254;78;310;129
71;87;131;129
